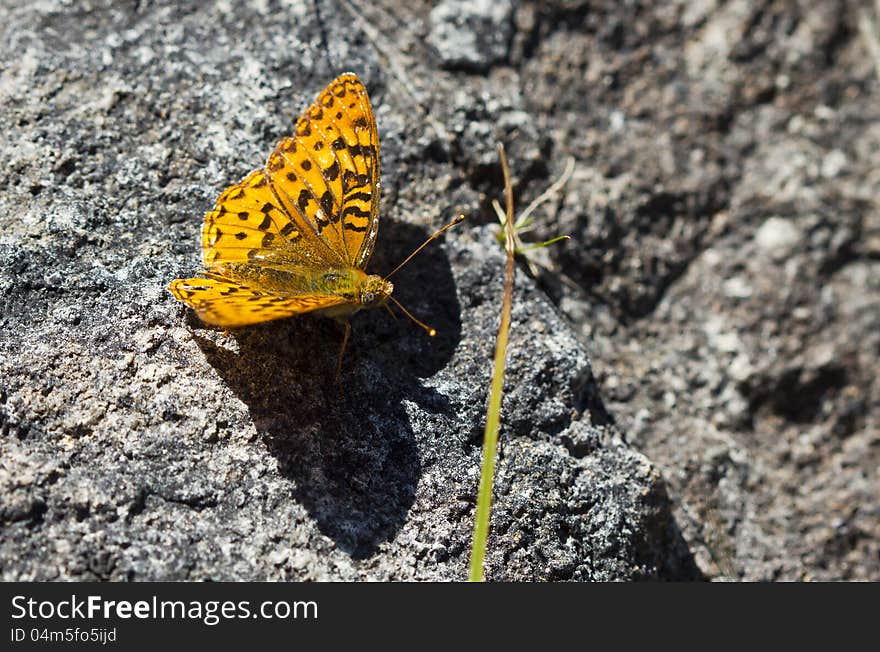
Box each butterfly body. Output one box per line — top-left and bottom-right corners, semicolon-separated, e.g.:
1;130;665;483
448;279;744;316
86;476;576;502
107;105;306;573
169;73;388;330
308;269;393;315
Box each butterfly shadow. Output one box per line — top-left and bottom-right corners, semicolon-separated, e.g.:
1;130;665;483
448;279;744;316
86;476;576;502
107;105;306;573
191;219;462;559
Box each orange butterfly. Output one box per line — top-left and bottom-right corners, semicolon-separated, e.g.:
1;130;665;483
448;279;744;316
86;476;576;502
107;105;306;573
169;73;461;364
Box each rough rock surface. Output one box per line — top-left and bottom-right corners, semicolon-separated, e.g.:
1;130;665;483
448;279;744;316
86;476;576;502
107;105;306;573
1;0;875;581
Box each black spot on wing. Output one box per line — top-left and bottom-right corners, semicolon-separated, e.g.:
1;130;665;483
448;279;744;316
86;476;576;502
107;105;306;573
320;191;334;221
323;160;339;181
342;205;370;219
298;189;310;211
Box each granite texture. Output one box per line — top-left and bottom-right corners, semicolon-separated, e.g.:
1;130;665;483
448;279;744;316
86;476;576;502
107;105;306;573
1;0;876;580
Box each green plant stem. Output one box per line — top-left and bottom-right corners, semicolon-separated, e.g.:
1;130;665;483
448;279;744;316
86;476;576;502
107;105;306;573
469;143;516;582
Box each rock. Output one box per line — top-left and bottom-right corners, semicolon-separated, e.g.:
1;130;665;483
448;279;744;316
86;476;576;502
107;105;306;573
536;0;879;580
428;0;514;72
0;2;697;580
3;0;875;584
755;217;803;260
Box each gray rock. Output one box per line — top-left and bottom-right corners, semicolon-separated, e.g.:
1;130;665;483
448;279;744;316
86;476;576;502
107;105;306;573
0;1;697;580
754;216;803;260
529;1;879;579
5;0;874;583
428;0;514;72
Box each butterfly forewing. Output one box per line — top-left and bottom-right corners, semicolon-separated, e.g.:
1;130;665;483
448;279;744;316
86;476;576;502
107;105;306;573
264;73;381;269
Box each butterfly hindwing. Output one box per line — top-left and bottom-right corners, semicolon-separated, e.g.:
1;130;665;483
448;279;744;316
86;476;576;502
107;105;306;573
201;169;341;269
168;276;345;328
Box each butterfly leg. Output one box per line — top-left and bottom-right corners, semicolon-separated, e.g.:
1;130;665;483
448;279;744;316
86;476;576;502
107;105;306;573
383;303;398;322
335;319;351;380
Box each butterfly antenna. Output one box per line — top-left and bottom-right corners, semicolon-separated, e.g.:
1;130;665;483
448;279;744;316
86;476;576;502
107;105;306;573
389;295;436;337
384;214;465;280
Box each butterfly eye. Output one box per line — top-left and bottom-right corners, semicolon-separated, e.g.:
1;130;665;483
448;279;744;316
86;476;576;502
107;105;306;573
363;291;375;304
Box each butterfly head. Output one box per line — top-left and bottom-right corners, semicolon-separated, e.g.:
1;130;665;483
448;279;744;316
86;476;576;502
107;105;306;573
360;274;394;308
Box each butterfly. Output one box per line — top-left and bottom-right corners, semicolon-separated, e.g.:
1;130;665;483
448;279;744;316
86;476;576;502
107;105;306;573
168;73;462;368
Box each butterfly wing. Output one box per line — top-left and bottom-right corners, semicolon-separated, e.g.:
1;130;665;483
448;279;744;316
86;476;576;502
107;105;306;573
198;74;380;272
168;275;346;328
200;168;342;271
263;73;381;269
